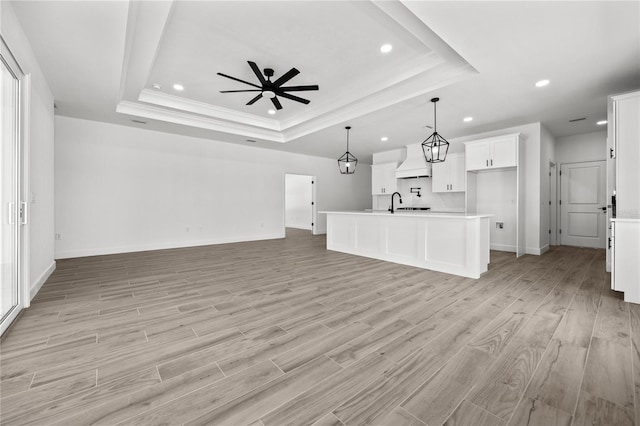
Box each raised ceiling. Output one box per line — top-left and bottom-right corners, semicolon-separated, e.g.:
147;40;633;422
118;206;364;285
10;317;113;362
9;0;640;162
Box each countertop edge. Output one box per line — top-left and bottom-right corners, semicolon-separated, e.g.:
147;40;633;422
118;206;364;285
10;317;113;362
320;211;493;219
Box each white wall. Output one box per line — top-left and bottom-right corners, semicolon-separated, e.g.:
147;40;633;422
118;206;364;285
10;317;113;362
285;174;313;230
2;1;56;298
555;131;606;164
54;116;371;258
477;169;517;251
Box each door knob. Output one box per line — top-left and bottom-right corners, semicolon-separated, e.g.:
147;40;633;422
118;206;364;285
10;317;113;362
598;206;607;212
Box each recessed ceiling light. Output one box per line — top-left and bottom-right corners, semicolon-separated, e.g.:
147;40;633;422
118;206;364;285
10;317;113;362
173;84;184;91
152;83;161;90
379;44;393;53
535;79;550;87
380;137;388;142
463;117;473;122
597;120;608;125
268;109;276;115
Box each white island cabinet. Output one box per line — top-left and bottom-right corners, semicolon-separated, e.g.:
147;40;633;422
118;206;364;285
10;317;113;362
321;211;491;279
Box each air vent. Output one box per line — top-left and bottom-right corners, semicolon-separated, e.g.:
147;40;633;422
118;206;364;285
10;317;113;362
131;119;147;124
569;117;586;122
246;139;257;143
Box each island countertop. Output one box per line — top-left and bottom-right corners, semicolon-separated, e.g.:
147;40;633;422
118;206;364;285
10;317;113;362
320;210;492;219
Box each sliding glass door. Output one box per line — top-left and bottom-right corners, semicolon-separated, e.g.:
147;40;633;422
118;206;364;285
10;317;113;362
1;37;24;336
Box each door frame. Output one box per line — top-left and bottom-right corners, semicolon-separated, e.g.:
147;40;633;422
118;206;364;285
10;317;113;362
549;162;557;245
1;35;31;336
283;173;317;235
558;160;607;248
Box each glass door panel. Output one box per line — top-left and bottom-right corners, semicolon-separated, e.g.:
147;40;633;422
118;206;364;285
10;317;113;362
1;46;21;334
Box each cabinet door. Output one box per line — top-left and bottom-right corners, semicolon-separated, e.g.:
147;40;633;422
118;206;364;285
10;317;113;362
465;142;490;170
490;136;517;168
616;94;640;217
449;154;466;191
371;164;385;194
371;162;397;194
381;163;398;193
431;162;449;192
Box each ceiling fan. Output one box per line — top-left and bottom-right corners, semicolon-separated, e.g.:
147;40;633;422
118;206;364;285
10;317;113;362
217;61;319;110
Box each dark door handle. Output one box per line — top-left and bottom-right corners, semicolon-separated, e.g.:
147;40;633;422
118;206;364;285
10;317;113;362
598;207;607;211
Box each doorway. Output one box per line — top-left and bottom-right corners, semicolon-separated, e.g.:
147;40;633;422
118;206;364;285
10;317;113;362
559;160;607;248
284;174;316;235
1;36;27;336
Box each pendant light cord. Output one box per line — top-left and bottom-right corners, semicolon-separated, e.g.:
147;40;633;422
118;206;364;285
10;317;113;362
345;126;351;152
433;101;437;133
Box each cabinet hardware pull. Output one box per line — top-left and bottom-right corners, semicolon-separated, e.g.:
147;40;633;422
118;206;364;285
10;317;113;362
491;159;493;166
486;160;488;167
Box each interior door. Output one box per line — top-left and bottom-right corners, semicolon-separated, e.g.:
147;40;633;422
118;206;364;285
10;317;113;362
1;39;23;335
560;161;607;248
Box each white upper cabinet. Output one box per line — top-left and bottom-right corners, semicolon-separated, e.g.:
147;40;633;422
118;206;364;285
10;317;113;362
612;91;640;217
371;162;398;195
464;134;518;171
432;153;465;192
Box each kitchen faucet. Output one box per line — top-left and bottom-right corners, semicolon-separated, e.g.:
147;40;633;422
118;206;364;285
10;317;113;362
389;192;403;214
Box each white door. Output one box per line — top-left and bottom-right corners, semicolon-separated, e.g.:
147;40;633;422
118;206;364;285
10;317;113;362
1;40;25;336
560;161;607;248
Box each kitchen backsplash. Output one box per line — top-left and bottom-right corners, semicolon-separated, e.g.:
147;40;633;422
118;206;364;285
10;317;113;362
372;177;465;212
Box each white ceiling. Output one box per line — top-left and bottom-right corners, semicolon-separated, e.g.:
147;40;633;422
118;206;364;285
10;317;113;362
10;0;640;163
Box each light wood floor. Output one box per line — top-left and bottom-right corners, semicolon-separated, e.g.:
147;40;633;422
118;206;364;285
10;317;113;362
1;229;638;426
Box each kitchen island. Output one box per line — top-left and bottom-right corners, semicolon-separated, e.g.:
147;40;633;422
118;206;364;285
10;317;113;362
321;211;491;279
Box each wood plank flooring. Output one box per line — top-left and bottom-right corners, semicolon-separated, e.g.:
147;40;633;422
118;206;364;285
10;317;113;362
1;228;637;425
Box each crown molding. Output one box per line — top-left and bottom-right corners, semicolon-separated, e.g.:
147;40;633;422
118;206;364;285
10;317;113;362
116;101;286;143
139;89;282;131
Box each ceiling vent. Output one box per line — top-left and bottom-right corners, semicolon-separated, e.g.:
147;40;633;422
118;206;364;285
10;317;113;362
569;117;586;122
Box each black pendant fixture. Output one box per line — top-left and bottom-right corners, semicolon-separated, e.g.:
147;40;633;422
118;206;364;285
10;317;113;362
338;126;358;174
421;97;449;163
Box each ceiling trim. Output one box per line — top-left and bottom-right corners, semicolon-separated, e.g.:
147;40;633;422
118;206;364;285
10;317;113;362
139;89;282;131
116;100;286;142
117;0;478;144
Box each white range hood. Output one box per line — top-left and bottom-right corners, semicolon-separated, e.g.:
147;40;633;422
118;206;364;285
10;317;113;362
395;144;431;179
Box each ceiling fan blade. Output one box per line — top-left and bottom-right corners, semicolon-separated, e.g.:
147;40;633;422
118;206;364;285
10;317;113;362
248;61;266;85
271;97;282;110
246;94;263;105
217;72;261;89
276;91;310;104
273;68;300;86
220;89;263;93
278;85;319;92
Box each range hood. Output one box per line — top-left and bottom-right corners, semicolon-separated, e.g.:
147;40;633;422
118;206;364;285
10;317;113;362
395;144;431;179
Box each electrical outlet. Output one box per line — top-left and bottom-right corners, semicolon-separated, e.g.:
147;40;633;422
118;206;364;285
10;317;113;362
496;222;504;230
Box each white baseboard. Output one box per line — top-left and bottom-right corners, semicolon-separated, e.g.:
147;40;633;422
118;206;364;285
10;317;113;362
55;233;285;259
490;243;516;253
286;225;312;231
526;245;549;256
31;260;56;300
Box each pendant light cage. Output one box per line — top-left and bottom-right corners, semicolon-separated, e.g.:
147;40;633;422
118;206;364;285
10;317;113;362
421;97;449;163
338;126;358;174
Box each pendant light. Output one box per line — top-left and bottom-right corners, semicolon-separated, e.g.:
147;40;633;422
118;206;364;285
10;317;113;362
338;126;358;174
421;97;449;163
